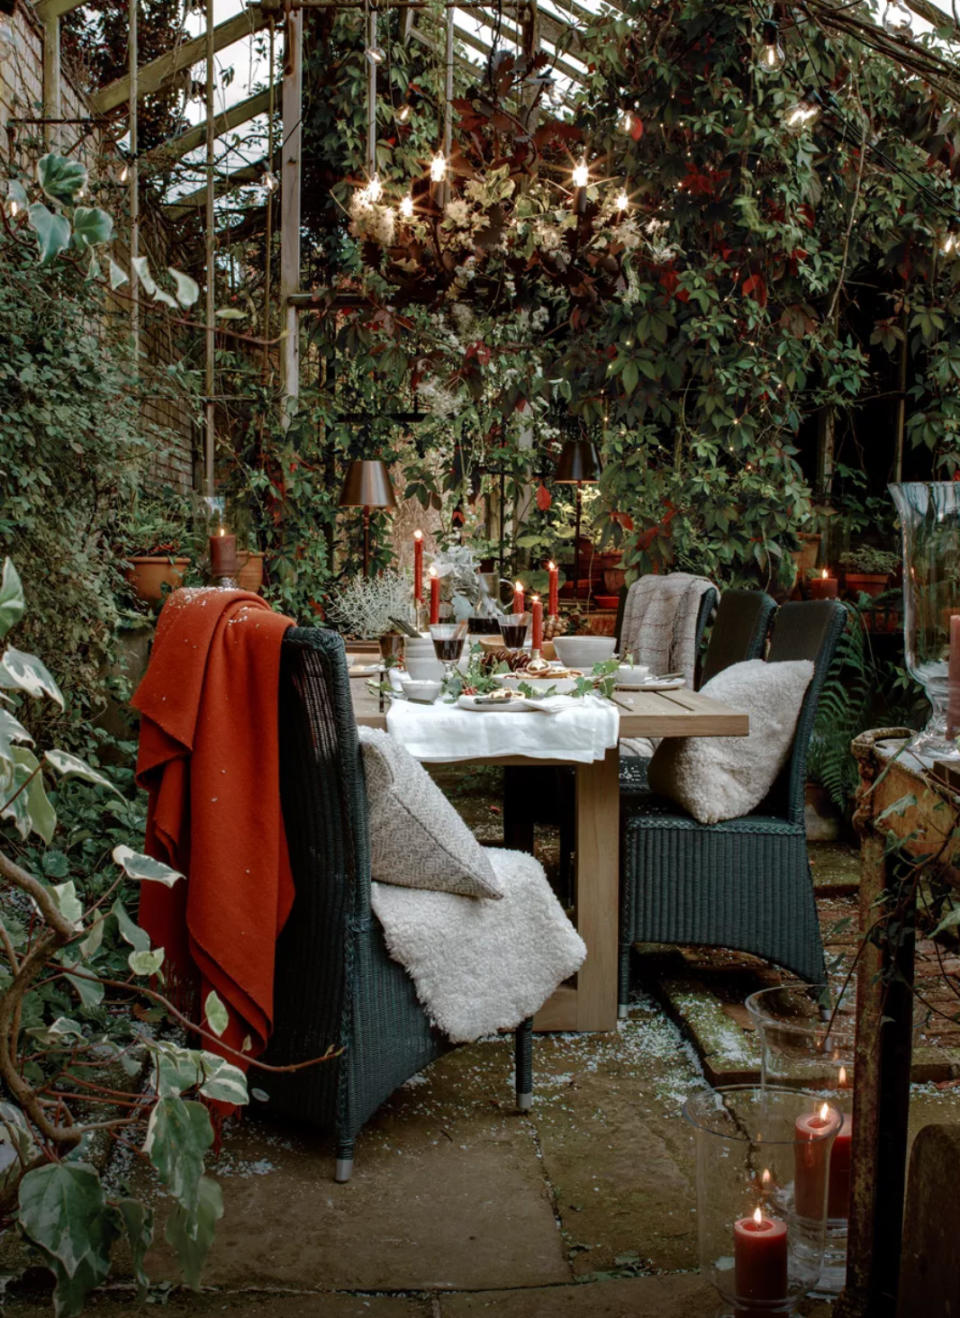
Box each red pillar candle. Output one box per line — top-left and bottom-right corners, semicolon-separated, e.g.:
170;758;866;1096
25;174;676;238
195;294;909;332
547;560;559;616
825;1110;853;1220
948;614;960;740
794;1103;837;1219
809;568;838;601
413;530;424;603
513;580;525;615
429;567;440;625
531;595;543;651
733;1208;788;1306
210;530;238;578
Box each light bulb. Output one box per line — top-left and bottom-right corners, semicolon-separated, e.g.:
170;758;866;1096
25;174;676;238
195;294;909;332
784;97;820;131
620;110;634;133
615;189;629;211
400;194;414;219
882;1;913;35
430;151;447;183
572;160;589;189
119;164;129;184
941;232;959;256
263;168;279;194
8;199;18;216
366;173;383;203
397;103;412;123
365;45;385;65
760;20;785;71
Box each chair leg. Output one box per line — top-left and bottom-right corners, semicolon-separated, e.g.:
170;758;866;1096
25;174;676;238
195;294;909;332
618;941;632;1019
515;1017;533;1113
335;1140;355;1183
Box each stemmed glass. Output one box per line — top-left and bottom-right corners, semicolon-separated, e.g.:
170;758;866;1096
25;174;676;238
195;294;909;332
499;613;529;653
429;623;465;685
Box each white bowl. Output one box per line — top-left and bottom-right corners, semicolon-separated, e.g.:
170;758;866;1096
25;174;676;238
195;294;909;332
552;636;617;669
615;663;652;687
400;678;442;703
405;655;444;681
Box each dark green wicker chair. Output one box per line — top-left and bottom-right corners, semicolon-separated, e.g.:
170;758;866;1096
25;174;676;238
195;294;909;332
618;599;847;1015
262;627;533;1181
619;589;777;799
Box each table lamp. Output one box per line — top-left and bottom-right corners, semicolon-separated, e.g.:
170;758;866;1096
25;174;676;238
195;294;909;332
555;435;601;602
339;459;397;576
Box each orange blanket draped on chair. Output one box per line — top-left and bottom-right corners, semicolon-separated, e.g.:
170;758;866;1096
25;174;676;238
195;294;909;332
133;588;295;1063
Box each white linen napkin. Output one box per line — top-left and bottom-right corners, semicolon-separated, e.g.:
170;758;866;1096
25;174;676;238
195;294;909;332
385;694;619;764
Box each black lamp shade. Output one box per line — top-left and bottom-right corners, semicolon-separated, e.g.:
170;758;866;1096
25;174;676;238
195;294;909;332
555;439;600;484
338;459;397;509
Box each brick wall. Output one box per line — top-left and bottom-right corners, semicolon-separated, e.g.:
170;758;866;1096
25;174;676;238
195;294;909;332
1;0;196;493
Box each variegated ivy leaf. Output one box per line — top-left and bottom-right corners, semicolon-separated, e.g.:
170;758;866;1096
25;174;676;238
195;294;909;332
215;307;247;319
167;268;199;306
148;1040;204;1098
111;898;150;953
6;180;28;207
36;153;87;205
0;647;64;707
131;256;157;296
153;288;177;309
112;845;184;887
128;947;165;977
204;990;229;1038
0;707;33;763
45;750;120;794
2;747;56;843
51;881;83;929
108;257;129;290
198;1054;248;1107
72;205;113;248
27;202;71;265
0;559;25;639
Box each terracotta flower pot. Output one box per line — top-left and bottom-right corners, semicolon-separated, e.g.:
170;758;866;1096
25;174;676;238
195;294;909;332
125;556;190;604
844;572;890;600
236;550;265;594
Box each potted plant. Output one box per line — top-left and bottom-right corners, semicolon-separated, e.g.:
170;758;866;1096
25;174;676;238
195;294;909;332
839;546;900;599
327;570;416;653
121;491;195;605
236;546;266;594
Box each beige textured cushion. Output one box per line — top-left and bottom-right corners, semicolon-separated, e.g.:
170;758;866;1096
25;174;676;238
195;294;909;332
359;727;503;899
647;658;814;824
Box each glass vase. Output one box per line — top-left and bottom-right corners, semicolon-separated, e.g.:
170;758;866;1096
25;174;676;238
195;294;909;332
889;481;960;760
745;985;855;1295
683;1086;841;1317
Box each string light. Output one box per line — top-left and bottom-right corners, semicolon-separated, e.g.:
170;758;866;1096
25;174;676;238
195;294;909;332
615;187;630;211
430;151;447;183
400;193;414;219
759;19;785;71
941;232;959;256
365;44;385;65
882;1;913;36
119;163;129;184
783;96;821;131
397;103;412;123
620;109;635;133
572;160;589;189
262;168;279;194
8;199;18;216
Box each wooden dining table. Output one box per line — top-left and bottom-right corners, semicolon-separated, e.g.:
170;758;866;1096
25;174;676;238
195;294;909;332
350;676;749;1033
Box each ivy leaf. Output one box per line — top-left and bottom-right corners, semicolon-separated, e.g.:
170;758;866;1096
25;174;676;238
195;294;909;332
204;990;229;1038
27;203;71;264
131;256;157;296
198;1053;248;1106
0;558;25;639
111;898;150;953
51;881;83;928
215;307;247;319
164;1175;222;1290
2;747;56;843
153;288;178;309
115;1198;154;1291
0;646;64;707
112;845;184;887
45;750;119;795
108;258;129;290
72;206;113;248
932;905;960;938
144;1096;214;1216
0;707;33;764
149;1042;204;1098
168;268;199;307
128;947;165;977
36;153;87;205
18;1162;120;1317
7;179;28;206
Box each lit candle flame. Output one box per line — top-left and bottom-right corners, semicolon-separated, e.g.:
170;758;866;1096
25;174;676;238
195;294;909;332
819;1102;830;1121
218;527;226;538
515;580;523;591
838;1066;847;1087
414;529;423;542
753;1205;763;1226
572;160;589;189
430;151;447;183
531;595;539;604
428;565;438;578
761;1168;771;1186
821;568;828;580
548;560;555;571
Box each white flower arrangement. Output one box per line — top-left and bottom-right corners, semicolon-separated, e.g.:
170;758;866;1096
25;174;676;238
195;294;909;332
328;570;415;639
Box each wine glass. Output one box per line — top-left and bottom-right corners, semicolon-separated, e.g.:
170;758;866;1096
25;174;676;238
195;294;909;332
429;623;465;685
499;612;529;653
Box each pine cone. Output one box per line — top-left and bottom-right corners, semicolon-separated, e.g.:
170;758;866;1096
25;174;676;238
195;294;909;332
544;614;568;640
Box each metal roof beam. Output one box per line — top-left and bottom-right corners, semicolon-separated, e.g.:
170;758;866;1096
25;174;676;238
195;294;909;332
90;7;268;116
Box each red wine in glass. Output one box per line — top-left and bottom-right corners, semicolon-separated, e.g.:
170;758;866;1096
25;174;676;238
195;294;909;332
500;622;527;648
432;637;465;663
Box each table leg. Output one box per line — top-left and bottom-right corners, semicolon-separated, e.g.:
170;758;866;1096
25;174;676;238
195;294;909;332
840;833;916;1318
502;765;534;853
534;746;619;1032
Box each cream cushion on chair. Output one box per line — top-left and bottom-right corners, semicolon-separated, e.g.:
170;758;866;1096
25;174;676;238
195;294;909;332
359;726;503;899
647;658;814;825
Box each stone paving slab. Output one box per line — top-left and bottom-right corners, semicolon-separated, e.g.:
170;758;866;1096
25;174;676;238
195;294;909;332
438;1273;719;1316
1;1291;431;1317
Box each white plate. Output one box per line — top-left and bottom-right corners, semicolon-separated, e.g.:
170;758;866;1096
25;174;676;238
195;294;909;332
348;664;381;678
616;677;686;692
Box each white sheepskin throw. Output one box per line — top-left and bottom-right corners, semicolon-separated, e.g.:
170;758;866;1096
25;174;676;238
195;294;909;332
647;658;814;825
370;848;586;1043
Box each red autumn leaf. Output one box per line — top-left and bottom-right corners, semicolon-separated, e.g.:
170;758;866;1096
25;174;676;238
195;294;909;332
742;274;768;308
630;116;644;141
535;483;552;512
612;510;634;532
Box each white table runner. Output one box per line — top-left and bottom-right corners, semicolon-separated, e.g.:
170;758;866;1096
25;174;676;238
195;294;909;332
385;694;619;764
